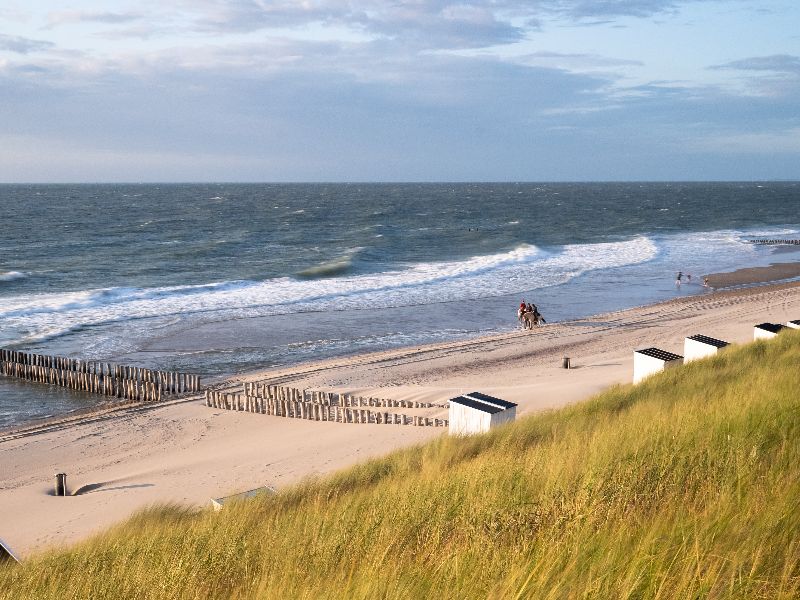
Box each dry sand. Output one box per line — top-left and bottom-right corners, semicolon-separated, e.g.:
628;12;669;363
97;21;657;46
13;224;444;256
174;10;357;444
2;276;800;559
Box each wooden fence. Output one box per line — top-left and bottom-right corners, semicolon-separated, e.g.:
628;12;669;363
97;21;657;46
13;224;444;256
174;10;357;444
0;349;200;403
206;386;448;428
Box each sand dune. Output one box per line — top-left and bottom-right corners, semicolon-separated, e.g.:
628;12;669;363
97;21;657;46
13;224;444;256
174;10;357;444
2;280;799;558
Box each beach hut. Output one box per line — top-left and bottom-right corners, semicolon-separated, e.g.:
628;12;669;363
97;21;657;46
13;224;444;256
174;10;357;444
448;391;517;436
210;485;275;511
0;537;20;564
683;334;729;363
633;347;683;384
753;323;785;341
786;320;800;330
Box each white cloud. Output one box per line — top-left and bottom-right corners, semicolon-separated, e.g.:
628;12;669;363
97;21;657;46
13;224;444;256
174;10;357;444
45;10;144;28
0;33;53;54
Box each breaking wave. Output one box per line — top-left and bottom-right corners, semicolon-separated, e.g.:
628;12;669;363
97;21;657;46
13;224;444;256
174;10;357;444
0;271;26;282
0;237;655;345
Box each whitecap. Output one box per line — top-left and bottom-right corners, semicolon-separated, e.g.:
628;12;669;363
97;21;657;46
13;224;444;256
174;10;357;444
0;271;26;282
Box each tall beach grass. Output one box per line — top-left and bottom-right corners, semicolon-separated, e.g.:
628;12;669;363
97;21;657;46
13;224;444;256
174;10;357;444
2;331;799;599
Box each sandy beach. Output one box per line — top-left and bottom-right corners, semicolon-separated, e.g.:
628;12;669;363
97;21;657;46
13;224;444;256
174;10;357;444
2;274;800;559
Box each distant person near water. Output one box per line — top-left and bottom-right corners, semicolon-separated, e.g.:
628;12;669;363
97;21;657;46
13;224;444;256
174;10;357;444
676;271;683;286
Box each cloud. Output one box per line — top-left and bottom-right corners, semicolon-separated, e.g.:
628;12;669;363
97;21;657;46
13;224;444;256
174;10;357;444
185;0;529;49
0;33;54;54
542;0;683;20
513;50;643;70
708;54;800;98
1;0;798;181
46;10;143;28
711;54;800;74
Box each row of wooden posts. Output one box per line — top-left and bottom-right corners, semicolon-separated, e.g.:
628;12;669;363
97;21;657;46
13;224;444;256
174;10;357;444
751;239;800;245
243;383;448;409
0;349;200;403
207;390;449;427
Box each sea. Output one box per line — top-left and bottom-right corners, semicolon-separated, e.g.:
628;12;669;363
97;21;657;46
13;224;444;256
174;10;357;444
1;182;799;427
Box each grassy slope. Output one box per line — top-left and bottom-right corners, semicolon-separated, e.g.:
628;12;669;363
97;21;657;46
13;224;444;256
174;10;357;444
2;332;800;599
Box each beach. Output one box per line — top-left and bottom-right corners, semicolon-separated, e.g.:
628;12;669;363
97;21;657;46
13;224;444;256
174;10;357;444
2;272;799;559
3;182;800;428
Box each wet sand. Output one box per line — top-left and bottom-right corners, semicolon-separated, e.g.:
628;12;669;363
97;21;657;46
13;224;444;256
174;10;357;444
704;261;800;289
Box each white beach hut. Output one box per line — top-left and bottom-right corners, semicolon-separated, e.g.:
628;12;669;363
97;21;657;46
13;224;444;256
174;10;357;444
753;322;785;341
683;334;729;363
448;391;517;436
786;320;800;330
633;347;683;384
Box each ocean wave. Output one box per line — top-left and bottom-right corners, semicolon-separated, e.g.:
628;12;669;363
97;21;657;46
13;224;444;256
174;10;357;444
9;224;796;348
297;248;364;279
0;238;654;345
0;271;26;282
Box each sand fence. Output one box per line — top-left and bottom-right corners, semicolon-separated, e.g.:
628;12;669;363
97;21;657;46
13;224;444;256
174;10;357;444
205;383;449;427
0;349;200;403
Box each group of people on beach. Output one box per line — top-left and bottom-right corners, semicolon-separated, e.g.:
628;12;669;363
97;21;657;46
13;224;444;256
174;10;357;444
518;300;545;329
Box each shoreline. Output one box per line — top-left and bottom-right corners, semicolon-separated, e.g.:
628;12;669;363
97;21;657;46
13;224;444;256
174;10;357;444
2;275;796;441
2;260;799;438
1;275;799;557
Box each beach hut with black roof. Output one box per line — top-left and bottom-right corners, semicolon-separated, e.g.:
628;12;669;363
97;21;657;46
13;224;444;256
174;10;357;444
684;334;729;362
787;320;800;330
754;322;785;341
449;391;517;435
633;347;683;384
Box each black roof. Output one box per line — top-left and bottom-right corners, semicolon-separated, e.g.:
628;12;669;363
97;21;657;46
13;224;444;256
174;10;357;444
687;334;729;348
789;320;800;326
450;395;505;414
465;391;517;410
635;347;683;361
755;322;785;333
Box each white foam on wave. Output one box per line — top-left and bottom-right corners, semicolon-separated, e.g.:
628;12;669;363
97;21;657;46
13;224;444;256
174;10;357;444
655;227;800;270
0;238;656;346
0;271;26;282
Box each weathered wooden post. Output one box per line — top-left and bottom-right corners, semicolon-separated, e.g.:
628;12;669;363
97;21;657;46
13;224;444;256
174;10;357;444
54;473;67;497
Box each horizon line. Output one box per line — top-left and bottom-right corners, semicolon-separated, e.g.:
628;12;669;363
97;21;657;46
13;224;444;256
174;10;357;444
1;179;799;186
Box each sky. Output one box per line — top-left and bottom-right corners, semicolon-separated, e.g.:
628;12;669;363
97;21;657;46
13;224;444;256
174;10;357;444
0;0;798;182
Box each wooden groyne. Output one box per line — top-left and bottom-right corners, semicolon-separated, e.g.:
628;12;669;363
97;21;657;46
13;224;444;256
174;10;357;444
750;239;800;246
0;349;200;403
205;384;449;427
241;383;447;409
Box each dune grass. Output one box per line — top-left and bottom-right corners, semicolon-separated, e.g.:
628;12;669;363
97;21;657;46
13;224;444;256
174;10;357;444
2;331;800;599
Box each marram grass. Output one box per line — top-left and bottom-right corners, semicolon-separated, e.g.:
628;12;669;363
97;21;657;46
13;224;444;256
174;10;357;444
2;332;800;599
